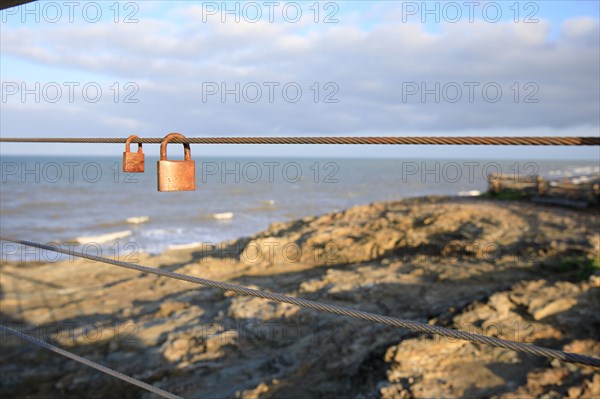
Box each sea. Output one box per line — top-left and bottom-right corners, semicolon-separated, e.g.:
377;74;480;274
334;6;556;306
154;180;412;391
1;156;598;261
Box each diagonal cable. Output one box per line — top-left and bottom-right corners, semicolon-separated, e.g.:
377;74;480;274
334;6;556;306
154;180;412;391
0;324;182;399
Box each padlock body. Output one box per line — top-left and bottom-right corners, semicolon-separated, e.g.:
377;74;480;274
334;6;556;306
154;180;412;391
123;152;145;173
157;160;196;191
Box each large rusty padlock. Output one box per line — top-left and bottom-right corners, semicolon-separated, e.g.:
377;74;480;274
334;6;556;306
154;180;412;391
123;134;144;173
157;133;196;192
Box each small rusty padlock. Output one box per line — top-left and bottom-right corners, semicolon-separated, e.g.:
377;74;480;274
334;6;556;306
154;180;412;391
123;134;144;173
157;133;196;192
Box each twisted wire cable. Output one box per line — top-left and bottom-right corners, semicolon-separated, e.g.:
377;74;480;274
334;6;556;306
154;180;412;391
2;236;599;368
0;324;182;399
0;136;598;145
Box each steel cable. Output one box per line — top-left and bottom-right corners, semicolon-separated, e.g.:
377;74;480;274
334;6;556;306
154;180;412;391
0;324;183;399
2;236;599;368
0;136;598;145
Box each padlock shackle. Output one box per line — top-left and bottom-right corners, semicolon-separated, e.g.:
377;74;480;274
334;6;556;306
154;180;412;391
125;135;143;153
160;133;191;161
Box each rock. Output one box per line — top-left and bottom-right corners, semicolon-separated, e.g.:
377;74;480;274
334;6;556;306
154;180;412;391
162;330;206;363
236;382;269;399
380;383;411;399
531;297;577;320
1;197;598;399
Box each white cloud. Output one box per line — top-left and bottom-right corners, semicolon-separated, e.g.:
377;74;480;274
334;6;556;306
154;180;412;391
561;16;599;42
1;6;598;141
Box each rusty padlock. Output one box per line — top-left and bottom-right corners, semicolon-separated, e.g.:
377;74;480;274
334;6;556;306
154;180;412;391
157;133;196;192
123;134;144;173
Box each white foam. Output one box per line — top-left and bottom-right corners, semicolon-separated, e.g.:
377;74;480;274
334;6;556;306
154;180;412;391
573;167;592;174
75;230;132;244
213;212;234;220
168;242;204;250
458;190;481;197
126;216;150;224
144;228;169;237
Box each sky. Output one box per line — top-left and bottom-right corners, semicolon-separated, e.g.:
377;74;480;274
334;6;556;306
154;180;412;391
1;0;599;159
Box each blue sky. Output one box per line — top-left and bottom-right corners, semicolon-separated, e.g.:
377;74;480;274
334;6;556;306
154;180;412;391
1;1;599;158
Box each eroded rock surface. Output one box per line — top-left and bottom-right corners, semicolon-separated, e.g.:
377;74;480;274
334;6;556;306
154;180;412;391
1;197;598;398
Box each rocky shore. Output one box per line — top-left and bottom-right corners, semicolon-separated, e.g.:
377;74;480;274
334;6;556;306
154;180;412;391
1;196;599;398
